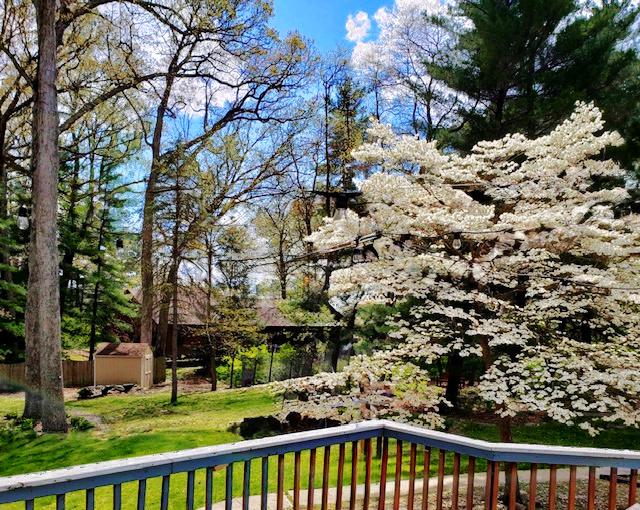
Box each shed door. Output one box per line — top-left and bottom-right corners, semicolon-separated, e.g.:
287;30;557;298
144;355;153;387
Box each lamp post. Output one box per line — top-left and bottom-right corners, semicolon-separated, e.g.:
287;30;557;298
115;237;124;258
17;205;29;231
451;230;463;250
311;189;362;220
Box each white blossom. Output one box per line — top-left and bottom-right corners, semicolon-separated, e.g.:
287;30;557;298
296;103;640;434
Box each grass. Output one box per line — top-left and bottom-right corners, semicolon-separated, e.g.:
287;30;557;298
1;388;640;509
449;418;640;451
1;387;278;476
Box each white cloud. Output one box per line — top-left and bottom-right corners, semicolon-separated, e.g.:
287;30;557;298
345;11;371;43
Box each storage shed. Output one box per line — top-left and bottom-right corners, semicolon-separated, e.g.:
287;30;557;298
95;343;154;388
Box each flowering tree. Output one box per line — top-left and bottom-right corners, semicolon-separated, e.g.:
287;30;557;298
281;103;640;438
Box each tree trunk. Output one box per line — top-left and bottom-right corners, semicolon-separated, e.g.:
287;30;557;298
494;88;507;139
170;279;178;404
229;355;235;389
279;262;287;299
0;90;23;241
323;86;331;216
499;416;523;503
205;241;217;392
268;345;274;382
140;168;157;346
0;119;11;283
24;0;67;432
252;356;258;385
329;337;341;372
169;164;181;405
210;355;217;391
59;145;80;317
88;279;101;360
140;74;175;345
156;269;175;357
445;352;463;409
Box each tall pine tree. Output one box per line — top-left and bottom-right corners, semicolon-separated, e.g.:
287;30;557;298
432;0;639;170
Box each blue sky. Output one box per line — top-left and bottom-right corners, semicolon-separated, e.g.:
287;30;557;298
271;0;388;52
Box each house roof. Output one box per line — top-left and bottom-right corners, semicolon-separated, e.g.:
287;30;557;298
127;287;208;326
95;342;153;357
126;287;339;329
255;299;296;328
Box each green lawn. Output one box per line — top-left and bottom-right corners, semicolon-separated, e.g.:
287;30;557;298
1;387;639;510
1;387;278;476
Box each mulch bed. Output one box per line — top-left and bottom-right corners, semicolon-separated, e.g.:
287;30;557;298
349;479;635;510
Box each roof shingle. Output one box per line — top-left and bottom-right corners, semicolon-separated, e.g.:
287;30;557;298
95;342;153;357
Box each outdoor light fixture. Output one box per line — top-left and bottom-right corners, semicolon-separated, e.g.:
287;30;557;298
452;231;462;250
311;189;362;220
17;205;29;231
352;243;379;264
116;238;124;257
352;245;365;264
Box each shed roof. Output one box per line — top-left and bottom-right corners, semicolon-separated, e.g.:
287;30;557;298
95;342;153;357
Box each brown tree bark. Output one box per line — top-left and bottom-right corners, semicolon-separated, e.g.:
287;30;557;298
445;352;463;410
0;118;11;283
140;73;175;346
499;416;524;503
169;167;181;405
157;295;170;355
278;248;287;299
323;83;332;216
210;355;217;391
229;355;235;389
205;241;217;391
140;166;158;346
170;268;178;404
23;0;67;432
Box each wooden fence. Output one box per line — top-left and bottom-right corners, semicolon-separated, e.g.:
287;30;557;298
0;360;94;388
1;357;167;389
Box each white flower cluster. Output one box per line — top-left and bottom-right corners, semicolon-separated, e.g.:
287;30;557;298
301;103;640;434
276;351;447;429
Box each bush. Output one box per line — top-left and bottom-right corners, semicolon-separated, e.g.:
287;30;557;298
70;416;94;431
1;412;36;441
4;412;34;431
457;386;493;414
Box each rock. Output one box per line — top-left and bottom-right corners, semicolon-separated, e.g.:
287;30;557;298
285;411;302;428
237;416;284;439
285;415;342;431
235;411;344;440
77;384;136;399
77;387;94;399
77;386;105;399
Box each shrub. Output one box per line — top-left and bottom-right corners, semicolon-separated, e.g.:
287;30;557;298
70;416;94;431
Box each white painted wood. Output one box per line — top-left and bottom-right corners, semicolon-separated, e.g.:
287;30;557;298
380;419;640;463
0;420;381;492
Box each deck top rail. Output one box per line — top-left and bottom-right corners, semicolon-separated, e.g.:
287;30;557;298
2;419;640;505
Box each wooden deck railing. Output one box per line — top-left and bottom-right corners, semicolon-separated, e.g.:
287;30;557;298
1;420;639;510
